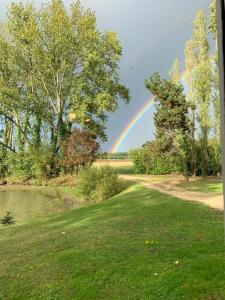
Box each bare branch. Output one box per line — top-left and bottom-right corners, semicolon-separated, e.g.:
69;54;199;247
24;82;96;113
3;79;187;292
0;140;16;153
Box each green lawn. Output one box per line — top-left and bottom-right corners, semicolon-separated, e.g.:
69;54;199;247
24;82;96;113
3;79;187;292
1;185;225;299
177;179;223;194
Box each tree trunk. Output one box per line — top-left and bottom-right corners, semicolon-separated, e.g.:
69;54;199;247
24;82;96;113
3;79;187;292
191;110;197;176
201;126;209;177
33;116;42;150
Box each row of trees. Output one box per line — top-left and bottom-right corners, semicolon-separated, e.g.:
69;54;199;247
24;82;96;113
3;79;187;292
97;152;129;160
131;0;221;177
0;0;129;180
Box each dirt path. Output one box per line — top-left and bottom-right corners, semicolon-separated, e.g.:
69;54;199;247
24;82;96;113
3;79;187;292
121;175;224;211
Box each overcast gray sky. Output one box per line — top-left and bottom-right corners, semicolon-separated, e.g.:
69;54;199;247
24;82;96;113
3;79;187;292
0;0;211;152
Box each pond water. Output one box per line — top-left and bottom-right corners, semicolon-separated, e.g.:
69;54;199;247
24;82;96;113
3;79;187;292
0;190;51;224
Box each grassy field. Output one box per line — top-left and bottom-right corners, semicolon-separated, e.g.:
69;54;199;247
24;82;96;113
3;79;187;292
177;179;223;194
1;185;225;299
93;159;133;168
93;159;135;174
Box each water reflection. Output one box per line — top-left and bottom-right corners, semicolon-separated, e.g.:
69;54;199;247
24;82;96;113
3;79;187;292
0;190;50;224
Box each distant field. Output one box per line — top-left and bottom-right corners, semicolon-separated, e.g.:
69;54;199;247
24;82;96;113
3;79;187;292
93;160;134;174
94;159;134;168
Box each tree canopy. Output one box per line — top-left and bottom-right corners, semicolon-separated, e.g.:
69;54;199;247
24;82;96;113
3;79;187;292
0;0;129;178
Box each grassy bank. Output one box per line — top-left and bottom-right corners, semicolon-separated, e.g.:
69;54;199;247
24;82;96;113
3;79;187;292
0;185;225;299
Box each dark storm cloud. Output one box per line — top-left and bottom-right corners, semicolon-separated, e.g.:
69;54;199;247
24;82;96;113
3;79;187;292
0;0;211;151
81;0;211;152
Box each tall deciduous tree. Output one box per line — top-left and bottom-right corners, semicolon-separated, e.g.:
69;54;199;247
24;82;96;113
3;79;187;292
169;58;181;84
192;10;212;176
209;0;217;40
208;0;221;174
0;0;129;175
184;38;197;175
209;0;220;143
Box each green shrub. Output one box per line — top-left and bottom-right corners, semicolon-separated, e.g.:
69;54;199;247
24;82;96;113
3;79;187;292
208;142;221;176
130;143;181;175
129;148;147;173
78;166;123;202
195;139;222;176
29;145;54;179
5;152;33;182
1;211;16;225
148;153;181;175
5;145;55;183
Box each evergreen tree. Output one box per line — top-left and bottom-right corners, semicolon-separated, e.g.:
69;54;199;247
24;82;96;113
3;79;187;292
145;73;191;179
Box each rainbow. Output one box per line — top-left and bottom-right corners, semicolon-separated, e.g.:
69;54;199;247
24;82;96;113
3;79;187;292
110;67;191;153
110;96;155;153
